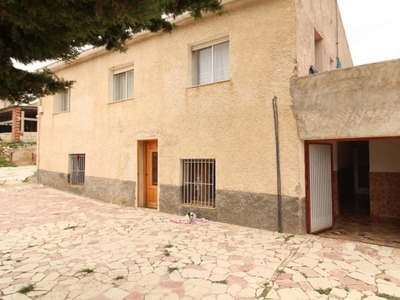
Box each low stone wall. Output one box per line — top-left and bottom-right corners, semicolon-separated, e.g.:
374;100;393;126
20;132;37;143
0;133;12;143
1;142;36;166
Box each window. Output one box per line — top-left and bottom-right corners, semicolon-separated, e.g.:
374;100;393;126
55;89;70;112
182;159;215;207
68;154;85;186
113;69;134;101
192;40;230;85
314;29;324;73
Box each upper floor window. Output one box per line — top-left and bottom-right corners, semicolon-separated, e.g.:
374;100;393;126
192;39;230;86
54;88;70;112
113;69;134;101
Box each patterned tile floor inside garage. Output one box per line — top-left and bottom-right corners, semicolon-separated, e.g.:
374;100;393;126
319;213;400;248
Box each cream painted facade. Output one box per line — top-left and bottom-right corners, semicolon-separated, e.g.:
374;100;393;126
38;0;352;233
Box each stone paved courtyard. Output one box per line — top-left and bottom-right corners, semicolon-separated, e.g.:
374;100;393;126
1;184;400;299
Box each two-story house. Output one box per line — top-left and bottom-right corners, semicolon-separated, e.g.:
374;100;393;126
37;0;353;234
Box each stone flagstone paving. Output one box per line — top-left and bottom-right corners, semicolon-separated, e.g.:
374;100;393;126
0;184;400;299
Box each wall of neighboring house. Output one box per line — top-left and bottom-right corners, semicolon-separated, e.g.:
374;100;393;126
38;0;348;233
291;59;400;140
295;0;353;76
369;139;400;217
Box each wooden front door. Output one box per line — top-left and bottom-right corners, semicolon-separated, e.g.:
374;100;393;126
145;141;158;208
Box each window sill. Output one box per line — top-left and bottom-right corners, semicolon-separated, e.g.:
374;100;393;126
53;110;70;115
188;79;231;89
108;97;134;104
181;204;216;210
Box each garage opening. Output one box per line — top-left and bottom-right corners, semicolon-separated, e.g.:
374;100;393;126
307;138;400;247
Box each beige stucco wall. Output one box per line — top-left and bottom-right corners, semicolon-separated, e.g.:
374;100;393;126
295;0;353;76
37;0;351;232
292;0;353;198
39;0;303;197
370;139;400;172
291;59;400;140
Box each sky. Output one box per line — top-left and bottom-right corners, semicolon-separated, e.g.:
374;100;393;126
15;0;400;71
337;0;400;66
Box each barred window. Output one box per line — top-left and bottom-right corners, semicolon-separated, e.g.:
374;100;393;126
182;159;215;207
68;154;85;186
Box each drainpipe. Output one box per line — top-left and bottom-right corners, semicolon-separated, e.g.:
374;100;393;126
36;100;43;183
335;0;342;69
272;96;283;233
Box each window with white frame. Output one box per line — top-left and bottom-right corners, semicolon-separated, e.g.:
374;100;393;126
192;40;230;86
68;154;85;186
182;159;216;207
54;88;70;112
113;69;134;101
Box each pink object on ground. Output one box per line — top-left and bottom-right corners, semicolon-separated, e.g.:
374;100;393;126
171;218;208;225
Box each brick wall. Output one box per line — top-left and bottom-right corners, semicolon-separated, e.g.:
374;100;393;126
11;107;21;142
370;172;400;217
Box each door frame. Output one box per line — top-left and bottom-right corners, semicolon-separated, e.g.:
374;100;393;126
305;142;334;233
353;146;370;195
137;139;158;209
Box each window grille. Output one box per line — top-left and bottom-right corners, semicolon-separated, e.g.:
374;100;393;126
182;159;215;207
68;154;85;186
113;69;134;101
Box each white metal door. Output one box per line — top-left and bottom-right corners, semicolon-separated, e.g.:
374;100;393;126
309;144;333;233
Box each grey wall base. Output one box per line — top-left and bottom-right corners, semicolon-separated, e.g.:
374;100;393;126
38;170;306;234
160;184;307;234
38;169;136;206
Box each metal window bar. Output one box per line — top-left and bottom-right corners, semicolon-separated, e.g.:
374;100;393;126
69;154;85;186
182;159;215;207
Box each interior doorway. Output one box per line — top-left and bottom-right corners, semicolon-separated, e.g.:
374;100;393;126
137;140;158;209
337;141;370;216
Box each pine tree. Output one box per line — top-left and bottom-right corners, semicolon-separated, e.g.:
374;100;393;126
0;0;222;103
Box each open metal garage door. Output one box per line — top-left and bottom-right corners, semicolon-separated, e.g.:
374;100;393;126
307;144;333;233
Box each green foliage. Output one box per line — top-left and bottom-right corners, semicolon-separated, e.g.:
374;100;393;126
7;141;25;149
79;268;94;274
167;267;178;273
0;0;222;103
17;284;34;294
0;153;17;167
315;288;332;295
114;275;124;280
63;225;78;230
377;294;400;300
212;280;228;284
284;234;295;242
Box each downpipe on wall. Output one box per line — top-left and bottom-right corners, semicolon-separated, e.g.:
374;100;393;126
272;96;283;233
